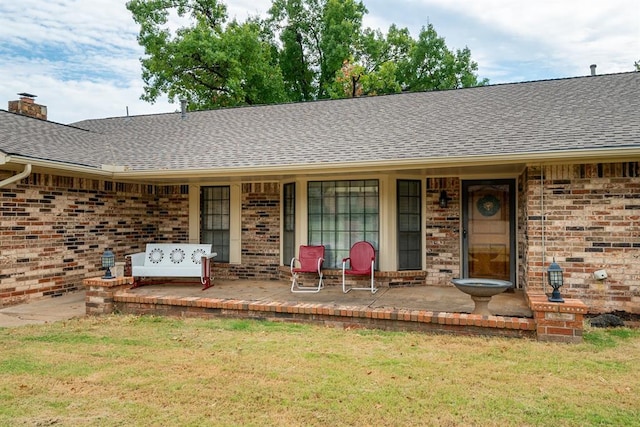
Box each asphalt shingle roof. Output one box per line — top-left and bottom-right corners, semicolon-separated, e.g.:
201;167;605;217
2;72;639;173
0;112;110;168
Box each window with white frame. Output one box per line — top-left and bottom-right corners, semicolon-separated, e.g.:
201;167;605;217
200;186;230;262
397;180;422;270
283;182;296;266
308;180;379;268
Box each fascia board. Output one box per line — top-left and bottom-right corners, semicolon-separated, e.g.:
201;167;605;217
111;147;640;181
3;147;639;182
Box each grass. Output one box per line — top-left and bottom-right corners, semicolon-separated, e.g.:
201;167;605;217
1;316;639;426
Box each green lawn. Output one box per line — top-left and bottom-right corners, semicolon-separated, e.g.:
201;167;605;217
1;315;639;426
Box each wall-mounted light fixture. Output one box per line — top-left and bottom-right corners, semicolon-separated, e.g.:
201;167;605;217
547;258;564;303
101;249;115;279
439;190;451;208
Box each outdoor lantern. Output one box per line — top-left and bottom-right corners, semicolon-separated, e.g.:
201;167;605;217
439;190;451;208
547;258;564;303
101;249;115;279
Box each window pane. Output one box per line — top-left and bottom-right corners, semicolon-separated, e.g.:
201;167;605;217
365;213;379;231
309;232;322;245
350;196;364;213
336;196;349;211
322;214;336;230
335;214;350;231
309;215;322;231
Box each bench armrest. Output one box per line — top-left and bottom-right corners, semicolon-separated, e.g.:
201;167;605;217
204;252;217;260
129;252;146;267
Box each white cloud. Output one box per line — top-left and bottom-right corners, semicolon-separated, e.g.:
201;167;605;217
0;0;637;123
406;0;639;78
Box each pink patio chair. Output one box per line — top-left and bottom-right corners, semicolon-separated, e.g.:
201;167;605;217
342;241;377;294
290;245;325;293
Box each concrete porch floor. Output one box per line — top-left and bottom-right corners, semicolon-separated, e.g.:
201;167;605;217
119;279;533;318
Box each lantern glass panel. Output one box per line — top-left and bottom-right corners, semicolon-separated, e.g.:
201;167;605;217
549;270;562;287
102;251;115;268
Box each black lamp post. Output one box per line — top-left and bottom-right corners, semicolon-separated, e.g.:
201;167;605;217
101;249;115;279
547;258;564;303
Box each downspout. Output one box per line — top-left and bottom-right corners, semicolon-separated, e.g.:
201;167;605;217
0;163;32;188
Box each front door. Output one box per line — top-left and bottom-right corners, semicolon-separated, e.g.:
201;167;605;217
462;179;516;284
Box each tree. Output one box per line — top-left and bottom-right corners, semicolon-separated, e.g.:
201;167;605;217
328;23;486;99
128;0;488;108
397;24;487;92
267;0;367;100
327;58;401;99
127;0;287;109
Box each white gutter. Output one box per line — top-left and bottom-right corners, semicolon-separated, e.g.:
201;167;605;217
2;155;114;178
0;163;32;188
110;146;640;181
2;146;638;184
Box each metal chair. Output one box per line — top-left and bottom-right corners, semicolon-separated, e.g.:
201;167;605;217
290;245;325;293
342;241;377;293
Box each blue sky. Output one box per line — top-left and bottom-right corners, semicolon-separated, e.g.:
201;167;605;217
0;0;638;124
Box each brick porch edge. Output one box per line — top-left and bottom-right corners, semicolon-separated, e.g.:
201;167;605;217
85;278;589;342
84;277;540;340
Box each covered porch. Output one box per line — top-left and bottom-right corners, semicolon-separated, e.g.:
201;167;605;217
83;277;589;342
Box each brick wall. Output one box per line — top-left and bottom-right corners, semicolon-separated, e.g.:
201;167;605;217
226;182;281;280
0;173;188;306
517;170;530;290
525;163;640;314
425;178;460;286
4;163;638;315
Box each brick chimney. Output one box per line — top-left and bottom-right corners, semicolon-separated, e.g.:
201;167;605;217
8;93;47;120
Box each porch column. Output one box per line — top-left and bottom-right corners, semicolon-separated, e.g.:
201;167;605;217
527;292;588;343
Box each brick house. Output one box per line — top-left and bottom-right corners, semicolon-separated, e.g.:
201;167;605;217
1;72;639;314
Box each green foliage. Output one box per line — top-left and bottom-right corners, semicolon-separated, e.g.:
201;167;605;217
267;0;368;100
397;24;488;92
127;0;488;109
127;0;287;109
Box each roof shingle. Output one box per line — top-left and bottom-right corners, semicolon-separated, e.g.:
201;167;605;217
2;72;638;173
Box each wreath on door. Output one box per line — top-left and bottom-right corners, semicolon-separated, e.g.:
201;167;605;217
477;194;501;217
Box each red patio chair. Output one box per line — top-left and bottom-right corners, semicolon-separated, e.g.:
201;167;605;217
290;245;325;293
342;241;377;294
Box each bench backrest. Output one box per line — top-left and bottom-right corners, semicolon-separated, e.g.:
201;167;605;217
144;244;213;268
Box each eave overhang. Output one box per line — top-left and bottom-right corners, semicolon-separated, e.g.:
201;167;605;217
2;146;639;185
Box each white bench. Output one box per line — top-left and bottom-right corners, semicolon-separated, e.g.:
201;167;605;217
130;243;217;290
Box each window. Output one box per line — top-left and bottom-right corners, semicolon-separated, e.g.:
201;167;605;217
308;180;379;268
283;183;295;266
397;180;422;270
200;186;230;262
